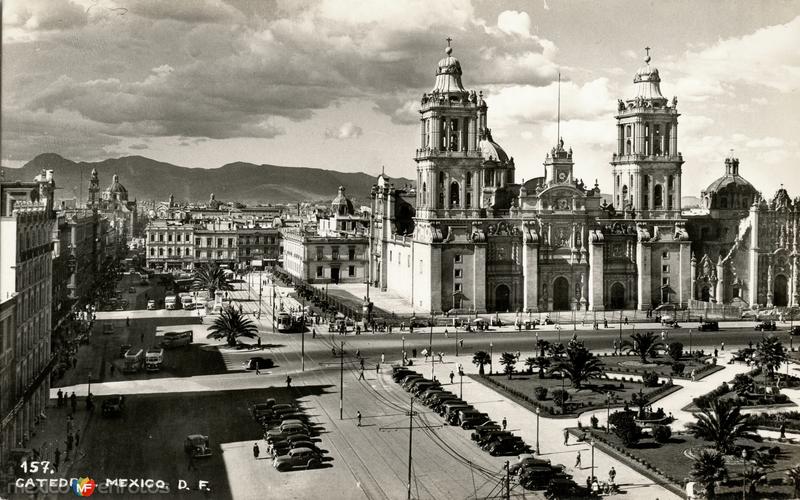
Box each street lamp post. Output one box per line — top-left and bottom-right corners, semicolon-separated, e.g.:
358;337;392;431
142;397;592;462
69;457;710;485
590;439;596;482
535;407;540;454
429;321;435;379
271;282;276;333
87;372;92;397
689;328;693;355
489;342;494;375
402;336;406;364
459;368;463;399
606;392;612;433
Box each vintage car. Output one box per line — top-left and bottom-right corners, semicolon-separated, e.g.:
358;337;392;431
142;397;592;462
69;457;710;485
101;396;124;417
243;357;274;370
755;320;777;331
184;434;212;458
272;447;321;471
698;321;719;332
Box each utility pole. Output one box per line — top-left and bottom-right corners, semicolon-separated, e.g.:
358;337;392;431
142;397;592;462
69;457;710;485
505;460;511;500
339;341;344;420
301;295;306;372
407;397;414;500
429;320;435;379
271;282;276;333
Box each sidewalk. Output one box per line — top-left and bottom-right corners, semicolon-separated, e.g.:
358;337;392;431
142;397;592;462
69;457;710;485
26;398;94;477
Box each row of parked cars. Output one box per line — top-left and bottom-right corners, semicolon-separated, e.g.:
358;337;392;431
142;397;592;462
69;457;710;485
391;367;593;497
248;399;326;472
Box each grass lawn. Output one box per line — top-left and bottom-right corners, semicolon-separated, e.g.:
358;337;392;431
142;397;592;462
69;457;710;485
597;353;721;380
583;428;800;499
472;372;681;418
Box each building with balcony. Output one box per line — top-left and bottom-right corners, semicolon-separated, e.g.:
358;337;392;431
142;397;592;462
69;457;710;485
145;219;195;270
237;223;282;269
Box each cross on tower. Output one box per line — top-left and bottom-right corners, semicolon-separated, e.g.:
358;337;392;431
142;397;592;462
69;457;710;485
446;36;452;47
644;46;651;63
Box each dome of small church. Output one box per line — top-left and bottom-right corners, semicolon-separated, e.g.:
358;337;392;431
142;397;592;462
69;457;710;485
331;186;354;216
479;130;510;164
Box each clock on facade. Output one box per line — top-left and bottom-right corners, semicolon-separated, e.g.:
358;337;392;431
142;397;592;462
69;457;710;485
557;171;567;182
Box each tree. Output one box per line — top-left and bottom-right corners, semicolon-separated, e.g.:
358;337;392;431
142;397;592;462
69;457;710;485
499;352;517;379
686;399;757;454
691;450;727;499
610;411;642;446
731;373;754;396
523;357;536;374
668;341;684;362
207;306;258;346
755;335;787;380
537;340;550;358
472;351;490;375
192;264;233;299
785;465;800;498
547;343;566;359
531;357;550;379
551;344;605;389
621;331;664;363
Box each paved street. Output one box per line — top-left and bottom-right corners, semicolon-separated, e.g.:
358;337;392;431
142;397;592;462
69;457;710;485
22;275;797;500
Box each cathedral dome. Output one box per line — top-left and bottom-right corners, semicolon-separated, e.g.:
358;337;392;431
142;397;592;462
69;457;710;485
331;186;354;216
702;156;758;210
432;43;467;94
104;174;128;201
479;138;509;163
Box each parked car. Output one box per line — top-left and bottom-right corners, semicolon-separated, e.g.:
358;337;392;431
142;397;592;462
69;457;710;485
250;400;276;421
101;395;124;417
698;321;719;332
460;412;491;429
273;447;322;471
266;424;308;442
755;320;777;331
119;343;132;358
147;299;157;310
243;357;274;370
128;286;136;293
790;326;800;336
184;435;212;458
487;437;529;456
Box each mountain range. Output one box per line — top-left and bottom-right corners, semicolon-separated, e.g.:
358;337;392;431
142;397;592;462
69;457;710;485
1;153;413;205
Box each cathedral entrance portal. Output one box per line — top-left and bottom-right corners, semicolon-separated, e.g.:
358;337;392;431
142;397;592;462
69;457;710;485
553;277;570;311
774;274;788;307
495;284;511;312
610;282;625;309
700;286;710;302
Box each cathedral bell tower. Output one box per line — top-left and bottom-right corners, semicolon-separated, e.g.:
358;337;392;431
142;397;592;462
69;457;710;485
415;39;490;220
611;48;683;219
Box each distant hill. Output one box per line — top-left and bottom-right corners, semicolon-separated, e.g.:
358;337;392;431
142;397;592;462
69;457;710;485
2;153;414;204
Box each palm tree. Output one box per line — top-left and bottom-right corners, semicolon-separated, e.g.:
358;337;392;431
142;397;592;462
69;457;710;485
547;342;566;359
207;306;258;346
686;399;757;454
537;339;550;357
551;345;605;389
529;357;551;378
524;357;537;374
691;450;727;499
621;331;664;363
754;335;787;380
192;264;233;299
499;352;517;379
742;464;767;497
472;351;491;375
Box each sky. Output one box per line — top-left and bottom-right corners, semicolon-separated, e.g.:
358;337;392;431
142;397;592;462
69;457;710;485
2;0;799;198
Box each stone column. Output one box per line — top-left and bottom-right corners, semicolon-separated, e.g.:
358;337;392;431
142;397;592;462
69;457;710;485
467;118;476;152
767;261;774;308
588;236;605;310
674;173;682;212
522;241;539;312
420;118;426;150
716;258;725;305
636;240;651;311
431;114;441;151
473;244;487;312
617;124;624;156
748;210;760;306
670;123;678;156
648;177;655;215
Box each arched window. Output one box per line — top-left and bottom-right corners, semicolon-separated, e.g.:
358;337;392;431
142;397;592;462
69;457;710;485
644;123;650;155
466;172;472;188
439;172;445;186
450;181;460;207
654;184;663;208
720;197;727;209
626;139;631;154
421;182;427;206
643;175;649;189
466;192;472;208
653;124;661;155
643;194;649;210
438;192;444;209
668;175;674;190
621;185;628;206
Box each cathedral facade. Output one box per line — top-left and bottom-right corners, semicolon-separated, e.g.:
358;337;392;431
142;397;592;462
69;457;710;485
369;44;796;314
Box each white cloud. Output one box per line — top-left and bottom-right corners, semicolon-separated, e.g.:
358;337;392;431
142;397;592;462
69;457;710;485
745;137;784;149
325;122;363;140
496;10;533;38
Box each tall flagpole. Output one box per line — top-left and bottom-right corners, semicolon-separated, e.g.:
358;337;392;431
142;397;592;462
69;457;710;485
556;72;561;144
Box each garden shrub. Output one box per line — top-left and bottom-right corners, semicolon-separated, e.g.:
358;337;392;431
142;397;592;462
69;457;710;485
552;389;570;407
671;362;685;376
534;386;548;401
610;411;642;446
668;342;683;361
590;415;599;428
641;370;659;387
652;424;672;443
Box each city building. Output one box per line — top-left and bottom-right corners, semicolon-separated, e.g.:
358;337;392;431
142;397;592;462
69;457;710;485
282;188;369;284
370;43;795;314
145;219;195;270
0;170;57;464
237;223;282;269
193;219;238;268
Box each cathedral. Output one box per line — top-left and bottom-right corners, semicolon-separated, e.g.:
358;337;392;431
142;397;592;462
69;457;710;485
369;43;799;314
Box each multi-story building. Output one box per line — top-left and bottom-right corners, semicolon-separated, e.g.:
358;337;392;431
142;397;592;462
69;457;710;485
51;208;98;330
145;219;195;270
0;170;56;464
282;188;369;284
237;224;282;269
193;219;238;268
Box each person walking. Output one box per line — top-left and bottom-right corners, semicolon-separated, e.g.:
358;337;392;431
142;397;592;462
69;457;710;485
126;316;130;327
381;352;385;363
255;364;260;375
376;363;380;374
286;375;292;388
575;451;582;468
358;368;365;380
253;442;260;459
70;392;77;414
690;369;696;382
110;363;115;377
459;338;463;349
502;417;507;431
357;411;362;427
780;422;787;440
563;428;570;446
257;336;262;350
359;358;365;370
721;341;725;351
449;371;454;384
609;466;616;484
57;389;63;407
444;329;448;338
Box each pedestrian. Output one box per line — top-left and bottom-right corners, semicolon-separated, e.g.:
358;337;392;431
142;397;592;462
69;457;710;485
286;375;292;388
357;411;362;427
412;348;417;358
57;389;63;407
75;430;80;447
358;368;365;380
312;328;316;339
714;348;718;358
575;451;582;468
110;363;115;376
70;392;77;413
376;363;380;374
54;447;61;470
381;352;385;363
253;442;259;458
255;365;260;375
126;316;130;326
721;341;725;351
661;330;666;341
502;417;507;431
449;371;454;384
564;428;569;445
604;319;608;328
438;352;443;363
257;336;262;350
459;338;463;348
356;349;361;358
690;369;696;382
609;466;616;484
780;422;787;440
444;329;448;338
624;317;628;325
